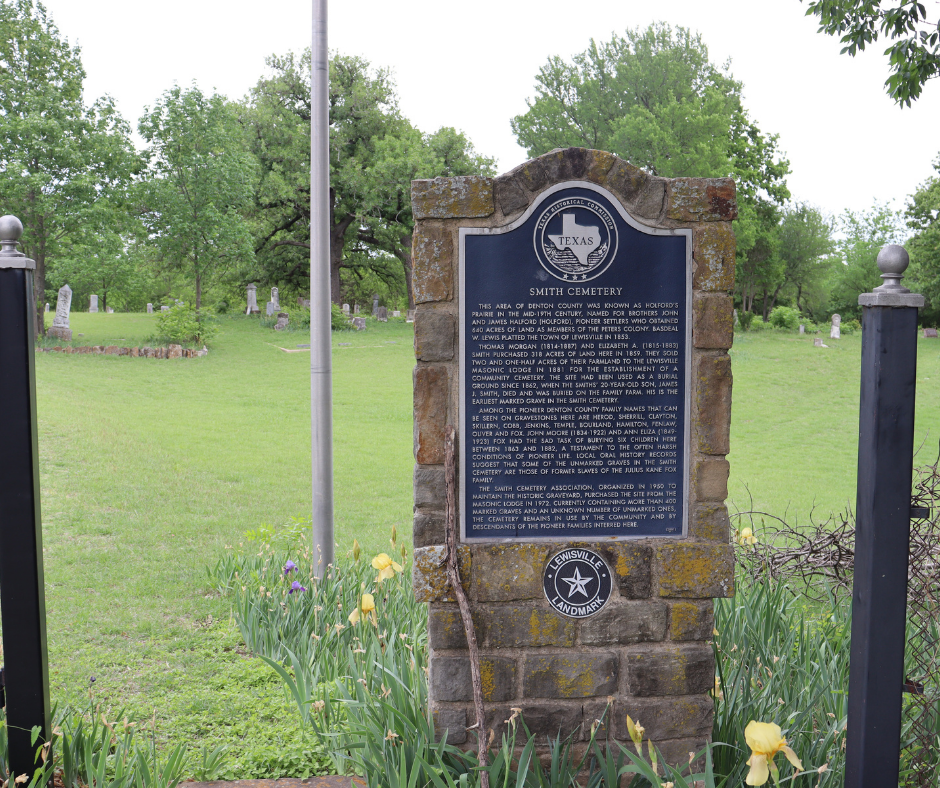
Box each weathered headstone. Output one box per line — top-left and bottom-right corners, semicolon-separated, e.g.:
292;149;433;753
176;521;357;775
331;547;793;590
376;306;388;322
274;312;289;331
161;305;170;312
733;308;739;326
44;303;49;312
411;149;735;765
354;304;360;314
246;283;260;315
814;337;826;347
342;303;350;314
89;294;99;313
830;313;841;339
266;301;276;316
106;306;114;313
47;284;72;341
147;303;153;314
406;309;415;323
271;287;279;309
799;324;805;334
923;328;938;338
372;295;379;315
352;316;366;330
302;299;311;309
392;310;401;317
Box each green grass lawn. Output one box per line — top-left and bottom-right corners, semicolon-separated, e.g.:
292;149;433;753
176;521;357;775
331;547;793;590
26;314;940;775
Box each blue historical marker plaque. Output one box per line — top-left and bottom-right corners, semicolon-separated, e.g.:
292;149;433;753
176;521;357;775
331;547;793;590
459;182;691;542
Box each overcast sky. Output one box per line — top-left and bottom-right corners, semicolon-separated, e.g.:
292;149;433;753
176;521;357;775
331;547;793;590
37;0;940;222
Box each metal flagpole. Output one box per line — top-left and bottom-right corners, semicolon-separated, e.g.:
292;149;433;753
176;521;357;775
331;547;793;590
310;0;334;577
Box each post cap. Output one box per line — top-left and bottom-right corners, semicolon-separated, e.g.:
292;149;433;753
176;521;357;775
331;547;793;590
0;214;35;269
858;244;923;307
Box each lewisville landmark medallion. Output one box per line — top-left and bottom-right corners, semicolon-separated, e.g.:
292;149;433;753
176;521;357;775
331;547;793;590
542;547;612;618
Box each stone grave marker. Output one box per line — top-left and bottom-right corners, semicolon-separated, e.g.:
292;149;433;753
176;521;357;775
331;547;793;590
799;324;805;334
44;303;49;312
354;304;360;314
411;148;735;766
733;308;739;326
106;307;113;313
271;287;280;309
274;312;289;331
372;295;379;315
147;303;153;314
376;306;388;322
48;284;72;341
814;337;826;347
830;313;841;339
246;283;260;314
161;305;170;312
393;310;401;317
407;309;415;323
342;303;350;314
924;328;938;338
89;295;98;313
266;301;276;316
352;316;366;330
298;297;305;306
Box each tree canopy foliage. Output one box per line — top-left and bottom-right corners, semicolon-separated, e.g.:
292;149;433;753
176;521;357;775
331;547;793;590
906;156;940;323
803;0;940;105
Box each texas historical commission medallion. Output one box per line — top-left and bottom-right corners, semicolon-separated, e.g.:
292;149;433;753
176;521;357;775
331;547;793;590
533;196;618;282
543;548;613;618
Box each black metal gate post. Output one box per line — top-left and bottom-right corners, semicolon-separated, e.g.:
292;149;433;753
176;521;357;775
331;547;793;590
0;216;51;778
845;245;923;787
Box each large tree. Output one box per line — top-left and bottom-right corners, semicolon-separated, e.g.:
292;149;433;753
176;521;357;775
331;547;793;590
247;51;494;307
0;0;138;332
905;155;940;323
776;203;834;316
138;85;257;310
803;0;940;105
511;23;790;311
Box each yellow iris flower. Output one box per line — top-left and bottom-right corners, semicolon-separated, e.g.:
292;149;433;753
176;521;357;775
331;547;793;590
625;715;645;756
372;553;403;582
744;721;802;786
348;593;377;626
738;527;758;547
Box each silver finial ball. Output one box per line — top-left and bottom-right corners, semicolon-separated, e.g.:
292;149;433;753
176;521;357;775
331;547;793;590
0;215;23;242
877;244;910;276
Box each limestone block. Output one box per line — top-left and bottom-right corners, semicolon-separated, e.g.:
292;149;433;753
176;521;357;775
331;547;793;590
104;345;119;355
430;655;516;702
481;604;576;648
432;706;467;744
413;545;470;603
693;293;733;349
616;695;713;742
494;173;529;217
667;178;737;222
168;344;183;359
594;543;653;599
606;160;666;220
624;644;714;696
668;600;715;642
654;543;734;599
414;309;456;361
579;601;668;645
429;606;471;650
412;225;454;304
414;365;448;465
471;544;550;601
414;466;446;510
691;458;730;502
523;653;618;699
413;512;446;548
695;355;732;455
690;502;731;542
692;224;737;291
412;176;494;220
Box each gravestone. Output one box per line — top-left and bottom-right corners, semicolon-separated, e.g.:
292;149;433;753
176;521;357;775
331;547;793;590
411;149;735;766
393;310;401;317
44;303;49;312
266;301;276;316
830;313;841;339
342;303;350;314
47;284;73;341
89;295;98;313
274;312;289;331
376;306;388;322
246;283;260;315
352;316;366;330
106;307;113;313
733;308;739;326
814;337;826;347
799;324;805;334
161;305;170;312
147;303;153;314
372;295;379;315
354;304;360;314
924;328;938;338
301;299;311;309
407;309;415;323
271;287;280;309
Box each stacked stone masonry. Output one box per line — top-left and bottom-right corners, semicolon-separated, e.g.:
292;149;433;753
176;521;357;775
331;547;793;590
411;148;734;768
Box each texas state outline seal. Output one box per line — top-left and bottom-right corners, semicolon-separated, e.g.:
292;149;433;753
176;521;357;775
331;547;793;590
533;196;618;282
543;547;612;619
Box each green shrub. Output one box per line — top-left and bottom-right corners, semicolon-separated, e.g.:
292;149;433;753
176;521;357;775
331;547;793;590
154;302;219;346
737;311;755;331
331;303;351;331
750;316;767;331
843;318;861;334
768;305;801;330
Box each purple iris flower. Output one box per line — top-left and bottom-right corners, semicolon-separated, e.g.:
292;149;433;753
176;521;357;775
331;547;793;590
284;560;297;575
289;580;307;594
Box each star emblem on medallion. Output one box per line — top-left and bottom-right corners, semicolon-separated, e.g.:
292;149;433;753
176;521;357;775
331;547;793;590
563;274;570;280
562;568;593;598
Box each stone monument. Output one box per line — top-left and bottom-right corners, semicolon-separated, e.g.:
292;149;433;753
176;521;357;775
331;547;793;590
47;284;73;341
411;148;735;766
161;305;170;312
106;307;113;313
354;304;360;314
830;313;841;339
89;294;98;313
246;284;260;315
271;287;279;310
376;306;388;322
343;303;350;315
266;301;276;316
44;303;49;312
923;328;937;338
147;303;153;314
274;312;289;331
352;316;366;330
407;309;415;323
372;295;379;315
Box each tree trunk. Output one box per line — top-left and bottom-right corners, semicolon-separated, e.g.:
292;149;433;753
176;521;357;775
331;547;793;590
328;190;355;305
196;272;202;311
796;284;804;313
34;250;46;338
395;231;415;311
102;292;107;312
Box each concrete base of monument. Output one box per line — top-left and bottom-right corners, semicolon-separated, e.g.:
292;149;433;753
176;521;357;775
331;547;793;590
46;326;72;341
